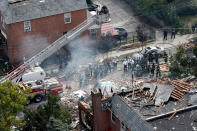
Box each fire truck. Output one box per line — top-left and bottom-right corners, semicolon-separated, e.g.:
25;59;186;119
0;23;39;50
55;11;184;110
18;77;63;103
0;15;106;103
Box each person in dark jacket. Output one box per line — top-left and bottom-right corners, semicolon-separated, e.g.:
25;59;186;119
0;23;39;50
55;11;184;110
163;29;168;40
171;28;176;39
151;63;155;77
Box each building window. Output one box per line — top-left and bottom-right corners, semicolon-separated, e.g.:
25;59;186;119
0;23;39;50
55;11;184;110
111;112;116;124
90;29;97;37
24;21;31;32
64;13;71;24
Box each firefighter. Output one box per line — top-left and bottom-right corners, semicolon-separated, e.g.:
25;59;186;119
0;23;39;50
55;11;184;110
84;68;90;86
156;64;161;77
106;59;111;73
163;51;168;64
128;57;132;71
79;74;83;88
135;64;141;77
88;64;93;77
130;58;134;72
93;65;98;79
148;53;153;63
147;61;150;74
155;53;159;64
151;63;155;77
112;57;118;70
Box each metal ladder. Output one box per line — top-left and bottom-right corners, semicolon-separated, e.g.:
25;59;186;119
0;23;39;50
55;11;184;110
0;16;97;83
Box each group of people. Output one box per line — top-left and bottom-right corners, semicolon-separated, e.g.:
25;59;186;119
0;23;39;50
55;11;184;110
122;57;135;73
146;51;168;77
121;51;168;77
78;51;169;88
163;28;176;40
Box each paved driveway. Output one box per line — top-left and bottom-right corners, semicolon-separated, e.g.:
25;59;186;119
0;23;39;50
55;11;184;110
94;0;139;33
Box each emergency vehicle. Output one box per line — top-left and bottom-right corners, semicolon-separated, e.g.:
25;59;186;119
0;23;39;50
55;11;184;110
18;77;63;103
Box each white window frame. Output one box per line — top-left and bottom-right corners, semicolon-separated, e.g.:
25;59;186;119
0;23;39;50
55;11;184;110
64;13;71;24
24;21;31;32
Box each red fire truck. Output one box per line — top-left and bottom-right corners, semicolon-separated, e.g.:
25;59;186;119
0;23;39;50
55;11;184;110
18;77;63;104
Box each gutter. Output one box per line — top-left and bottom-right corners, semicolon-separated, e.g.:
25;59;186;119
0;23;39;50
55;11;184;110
145;104;197;122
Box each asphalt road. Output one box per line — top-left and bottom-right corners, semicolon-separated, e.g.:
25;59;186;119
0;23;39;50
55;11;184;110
95;0;139;32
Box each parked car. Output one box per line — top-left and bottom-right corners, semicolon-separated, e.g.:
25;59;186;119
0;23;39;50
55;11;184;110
140;46;164;57
88;4;98;12
113;28;128;41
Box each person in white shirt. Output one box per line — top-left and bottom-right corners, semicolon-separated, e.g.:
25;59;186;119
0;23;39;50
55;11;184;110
123;60;127;72
130;58;135;71
128;58;131;71
112;58;118;70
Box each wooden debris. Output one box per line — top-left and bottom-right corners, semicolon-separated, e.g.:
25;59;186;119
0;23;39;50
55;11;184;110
145;78;193;101
160;64;169;72
132;87;135;99
168;107;182;120
170;80;194;101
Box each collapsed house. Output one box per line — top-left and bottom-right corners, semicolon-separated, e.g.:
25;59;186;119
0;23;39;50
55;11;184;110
78;91;153;131
77;76;197;131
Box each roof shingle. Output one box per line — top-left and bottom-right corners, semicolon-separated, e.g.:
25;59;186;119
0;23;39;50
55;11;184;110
0;0;87;24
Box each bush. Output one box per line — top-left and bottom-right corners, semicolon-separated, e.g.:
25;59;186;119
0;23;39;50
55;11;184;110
125;0;185;27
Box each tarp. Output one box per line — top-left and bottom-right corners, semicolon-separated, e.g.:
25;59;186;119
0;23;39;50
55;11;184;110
94;81;117;96
101;23;118;36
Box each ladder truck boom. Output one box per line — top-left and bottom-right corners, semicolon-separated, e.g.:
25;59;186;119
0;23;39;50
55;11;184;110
0;16;97;84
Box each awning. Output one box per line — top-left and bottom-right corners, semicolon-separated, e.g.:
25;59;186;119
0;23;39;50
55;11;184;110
101;23;118;36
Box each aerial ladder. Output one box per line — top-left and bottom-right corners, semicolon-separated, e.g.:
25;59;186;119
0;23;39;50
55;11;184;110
0;15;102;84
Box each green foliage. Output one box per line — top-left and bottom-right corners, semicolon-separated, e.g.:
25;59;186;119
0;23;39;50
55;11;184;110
128;0;187;27
136;24;147;44
193;44;197;57
46;117;70;131
97;34;116;53
22;95;72;131
0;81;30;131
170;45;197;78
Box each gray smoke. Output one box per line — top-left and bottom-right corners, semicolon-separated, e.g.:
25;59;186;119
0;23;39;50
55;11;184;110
18;35;48;61
60;36;97;78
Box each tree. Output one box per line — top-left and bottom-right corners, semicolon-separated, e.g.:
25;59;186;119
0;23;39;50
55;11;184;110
193;44;197;57
96;33;116;53
22;95;72;131
136;24;147;48
46;117;70;131
0;81;30;131
169;45;197;78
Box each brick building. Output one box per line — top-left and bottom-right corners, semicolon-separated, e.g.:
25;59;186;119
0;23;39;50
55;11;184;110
78;91;153;131
0;0;88;64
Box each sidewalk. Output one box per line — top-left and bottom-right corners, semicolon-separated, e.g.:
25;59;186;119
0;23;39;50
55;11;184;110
96;33;197;61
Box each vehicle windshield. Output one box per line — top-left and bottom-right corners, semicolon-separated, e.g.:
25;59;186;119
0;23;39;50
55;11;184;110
156;46;161;49
141;49;146;54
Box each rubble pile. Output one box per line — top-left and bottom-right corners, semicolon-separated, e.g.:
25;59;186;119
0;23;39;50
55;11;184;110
103;74;144;89
159;63;169;72
169;80;194;101
144;77;195;101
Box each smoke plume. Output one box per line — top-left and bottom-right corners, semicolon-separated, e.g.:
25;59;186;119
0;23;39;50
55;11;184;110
60;36;97;78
